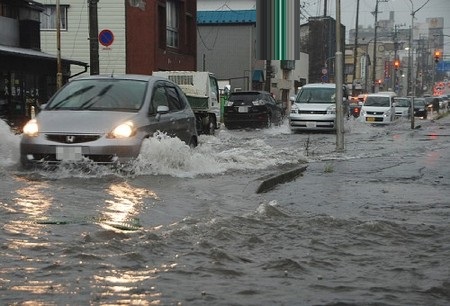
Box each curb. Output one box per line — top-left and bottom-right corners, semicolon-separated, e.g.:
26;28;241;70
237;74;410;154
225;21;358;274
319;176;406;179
255;165;308;194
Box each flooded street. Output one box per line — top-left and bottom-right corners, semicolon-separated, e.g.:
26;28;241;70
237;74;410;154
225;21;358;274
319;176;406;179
1;117;449;305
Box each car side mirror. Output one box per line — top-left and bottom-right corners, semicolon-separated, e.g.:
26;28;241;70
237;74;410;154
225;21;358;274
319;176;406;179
289;96;296;104
155;105;169;121
156;105;169;113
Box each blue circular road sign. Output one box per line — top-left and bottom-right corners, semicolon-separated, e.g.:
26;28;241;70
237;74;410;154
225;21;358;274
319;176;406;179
99;29;114;47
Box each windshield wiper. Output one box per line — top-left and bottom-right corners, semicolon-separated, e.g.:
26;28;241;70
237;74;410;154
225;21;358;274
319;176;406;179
49;86;95;110
79;84;113;110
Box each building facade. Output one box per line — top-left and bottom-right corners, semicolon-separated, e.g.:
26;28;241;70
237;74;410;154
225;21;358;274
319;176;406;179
40;0;197;76
197;0;308;105
0;0;87;129
300;16;346;85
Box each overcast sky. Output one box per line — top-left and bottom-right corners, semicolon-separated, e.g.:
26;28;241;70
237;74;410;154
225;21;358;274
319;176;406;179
198;0;450;53
303;0;450;51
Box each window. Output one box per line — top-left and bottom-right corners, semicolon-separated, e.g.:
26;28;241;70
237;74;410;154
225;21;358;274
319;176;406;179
0;4;19;18
151;85;169;114
166;0;179;48
166;86;184;111
40;5;68;30
150;83;185;114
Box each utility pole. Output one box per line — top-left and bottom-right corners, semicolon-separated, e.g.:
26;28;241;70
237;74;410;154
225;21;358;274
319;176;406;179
352;0;360;95
88;0;99;75
335;0;344;152
371;0;389;93
393;24;404;94
264;60;272;93
408;0;430;129
56;0;62;89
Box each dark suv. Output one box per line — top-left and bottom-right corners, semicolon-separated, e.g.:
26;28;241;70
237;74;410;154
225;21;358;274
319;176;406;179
223;91;283;129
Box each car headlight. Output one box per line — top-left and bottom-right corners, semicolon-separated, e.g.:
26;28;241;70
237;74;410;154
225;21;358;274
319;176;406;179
252;99;266;106
384;109;392;117
290;104;299;114
108;121;135;138
23;119;39;137
326;105;336;114
226;101;234;106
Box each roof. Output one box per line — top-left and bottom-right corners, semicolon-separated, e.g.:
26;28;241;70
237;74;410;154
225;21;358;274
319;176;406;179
0;45;87;67
302;83;337;88
197;10;256;24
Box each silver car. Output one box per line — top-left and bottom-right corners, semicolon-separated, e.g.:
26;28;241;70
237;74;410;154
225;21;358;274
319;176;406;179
20;74;198;168
393;97;411;119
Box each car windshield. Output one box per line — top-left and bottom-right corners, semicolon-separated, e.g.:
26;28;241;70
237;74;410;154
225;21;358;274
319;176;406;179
424;97;434;104
47;79;147;111
365;96;390;107
229;93;262;103
394;98;410;107
414;100;426;107
296;88;335;103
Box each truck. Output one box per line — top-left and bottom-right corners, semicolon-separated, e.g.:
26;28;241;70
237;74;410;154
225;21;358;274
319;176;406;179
152;71;220;135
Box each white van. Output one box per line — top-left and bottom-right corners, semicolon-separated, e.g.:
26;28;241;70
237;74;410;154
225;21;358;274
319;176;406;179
289;83;349;131
360;92;397;124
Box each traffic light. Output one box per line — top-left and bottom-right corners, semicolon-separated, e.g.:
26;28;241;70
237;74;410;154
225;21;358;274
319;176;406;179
394;59;400;70
434;50;441;63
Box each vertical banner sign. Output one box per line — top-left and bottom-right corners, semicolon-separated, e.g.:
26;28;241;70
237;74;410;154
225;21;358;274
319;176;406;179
256;0;300;60
384;60;390;78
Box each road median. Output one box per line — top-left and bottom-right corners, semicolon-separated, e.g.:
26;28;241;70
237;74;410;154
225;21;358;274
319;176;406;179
255;164;308;193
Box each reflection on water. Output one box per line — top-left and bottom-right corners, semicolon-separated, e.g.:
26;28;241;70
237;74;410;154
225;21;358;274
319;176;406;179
101;182;158;230
92;269;162;304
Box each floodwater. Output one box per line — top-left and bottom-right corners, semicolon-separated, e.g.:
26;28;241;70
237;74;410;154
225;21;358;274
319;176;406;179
0;117;449;305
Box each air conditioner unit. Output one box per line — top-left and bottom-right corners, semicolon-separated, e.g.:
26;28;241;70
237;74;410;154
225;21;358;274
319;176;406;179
129;0;146;9
129;0;140;7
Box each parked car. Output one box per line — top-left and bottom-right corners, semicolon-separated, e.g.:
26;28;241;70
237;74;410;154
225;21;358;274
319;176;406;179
360;91;397;124
393;97;411;118
20;74;198;168
412;98;428;119
438;95;449;111
223;91;283;129
289;83;349;132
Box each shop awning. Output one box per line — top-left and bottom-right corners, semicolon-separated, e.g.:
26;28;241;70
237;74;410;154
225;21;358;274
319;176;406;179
0;45;88;68
252;70;264;82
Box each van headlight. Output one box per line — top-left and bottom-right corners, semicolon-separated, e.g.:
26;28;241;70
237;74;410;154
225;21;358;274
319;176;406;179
384;109;392;117
23;119;39;137
326;105;336;114
108;121;135;138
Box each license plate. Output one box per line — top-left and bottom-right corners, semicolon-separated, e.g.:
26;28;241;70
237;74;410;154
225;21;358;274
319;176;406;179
56;146;83;161
306;121;316;128
366;117;375;122
238;106;248;113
